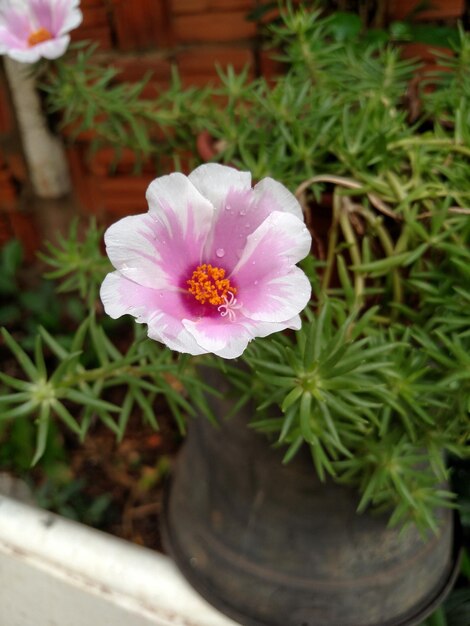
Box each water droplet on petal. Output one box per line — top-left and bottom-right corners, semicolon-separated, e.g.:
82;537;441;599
216;248;225;258
245;223;251;229
240;208;247;216
225;204;231;211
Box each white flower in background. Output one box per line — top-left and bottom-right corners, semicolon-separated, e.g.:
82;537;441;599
0;0;82;63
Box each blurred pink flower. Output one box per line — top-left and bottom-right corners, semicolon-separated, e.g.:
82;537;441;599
0;0;82;63
101;164;312;359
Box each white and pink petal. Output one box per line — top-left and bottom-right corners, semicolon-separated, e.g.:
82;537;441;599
100;272;206;356
252;177;304;221
188;163;252;212
183;316;255;359
203;174;306;275
104;209;211;290
104;214;173;290
240;267;311;323
100;271;163;322
34;35;70;59
147;312;207;357
232;208;309;280
146;172;215;240
231;211;311;322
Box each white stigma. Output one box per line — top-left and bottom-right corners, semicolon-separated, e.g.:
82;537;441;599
218;291;242;322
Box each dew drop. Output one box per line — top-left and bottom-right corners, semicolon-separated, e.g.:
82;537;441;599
245;223;251;229
225;203;232;211
216;248;225;258
239;208;247;216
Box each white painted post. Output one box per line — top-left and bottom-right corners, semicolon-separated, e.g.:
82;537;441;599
4;58;70;198
0;495;240;626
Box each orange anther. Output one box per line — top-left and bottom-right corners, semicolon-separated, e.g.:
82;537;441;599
28;27;53;47
187;264;236;306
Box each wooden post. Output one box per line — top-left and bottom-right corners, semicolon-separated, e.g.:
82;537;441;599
4;58;70;198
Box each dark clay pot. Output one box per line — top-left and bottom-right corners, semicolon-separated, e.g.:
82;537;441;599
162;388;461;626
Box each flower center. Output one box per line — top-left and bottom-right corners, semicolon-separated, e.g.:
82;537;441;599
28;27;53;47
187;264;236;306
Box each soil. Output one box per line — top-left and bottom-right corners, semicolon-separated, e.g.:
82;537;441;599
62;410;182;551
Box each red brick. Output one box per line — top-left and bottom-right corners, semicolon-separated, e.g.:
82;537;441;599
111;0;171;51
111;53;173;96
173;11;257;43
71;25;112;49
259;48;285;81
0;80;13;135
4;210;40;260
401;42;452;63
172;0;255;14
100;175;154;213
387;0;464;21
80;5;109;27
177;45;254;83
66;146;100;213
80;0;104;7
86;147;156;176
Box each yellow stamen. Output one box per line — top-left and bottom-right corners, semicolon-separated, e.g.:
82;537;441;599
187;264;236;306
28;27;53;47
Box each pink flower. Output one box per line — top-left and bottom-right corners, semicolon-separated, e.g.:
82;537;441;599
100;164;312;359
0;0;82;63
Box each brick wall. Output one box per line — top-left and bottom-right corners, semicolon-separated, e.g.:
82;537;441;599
0;0;467;237
0;63;40;258
63;0;261;219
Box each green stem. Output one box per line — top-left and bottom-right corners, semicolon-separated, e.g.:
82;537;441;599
385;171;407;203
320;191;340;294
356;207;403;308
63;363;148;388
338;197;364;311
389;136;470;159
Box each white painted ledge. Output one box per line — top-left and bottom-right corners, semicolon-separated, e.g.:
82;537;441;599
0;495;239;626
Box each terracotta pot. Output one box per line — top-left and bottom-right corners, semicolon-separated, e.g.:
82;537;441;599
163;376;461;626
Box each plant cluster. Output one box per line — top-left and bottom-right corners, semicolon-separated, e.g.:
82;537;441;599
1;223;211;462
0;4;469;532
41;43;210;170
198;6;470;530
